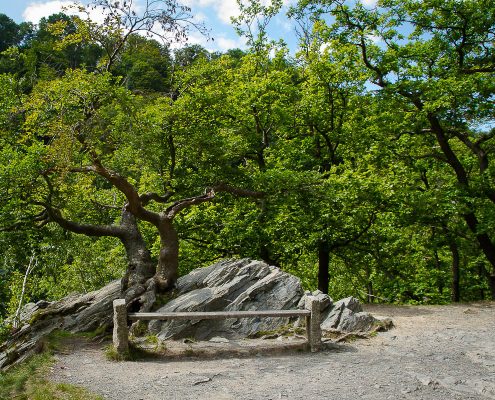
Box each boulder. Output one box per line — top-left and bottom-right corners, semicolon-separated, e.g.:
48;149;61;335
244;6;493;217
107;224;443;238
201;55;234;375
334;309;376;332
0;280;121;371
298;294;379;333
322;296;379;332
149;259;304;340
0;258;391;371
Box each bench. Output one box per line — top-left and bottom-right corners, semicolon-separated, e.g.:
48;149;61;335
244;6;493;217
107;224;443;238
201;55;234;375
112;296;325;357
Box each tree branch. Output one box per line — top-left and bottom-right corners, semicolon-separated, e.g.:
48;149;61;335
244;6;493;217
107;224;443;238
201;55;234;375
166;183;264;219
329;212;377;251
44;205;127;238
166;189;216;218
139;191;174;206
88;158;161;226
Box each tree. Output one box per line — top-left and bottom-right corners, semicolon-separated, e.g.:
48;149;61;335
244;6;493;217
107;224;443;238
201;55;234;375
294;0;495;298
112;35;172;92
0;1;254;313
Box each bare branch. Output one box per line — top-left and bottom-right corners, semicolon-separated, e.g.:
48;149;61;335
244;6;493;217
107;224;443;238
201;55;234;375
166;183;264;219
139;191;174;206
166;189;215;218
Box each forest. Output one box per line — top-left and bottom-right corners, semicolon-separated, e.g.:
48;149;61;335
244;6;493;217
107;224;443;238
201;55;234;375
0;0;494;331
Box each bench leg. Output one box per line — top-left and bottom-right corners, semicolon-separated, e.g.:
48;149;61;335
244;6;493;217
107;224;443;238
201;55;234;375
113;299;129;356
305;297;322;352
305;315;312;345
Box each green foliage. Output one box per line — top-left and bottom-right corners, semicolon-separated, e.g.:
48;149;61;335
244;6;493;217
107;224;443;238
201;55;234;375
0;0;494;322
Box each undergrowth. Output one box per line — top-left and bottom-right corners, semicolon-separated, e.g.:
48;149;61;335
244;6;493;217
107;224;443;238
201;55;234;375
104;342;159;362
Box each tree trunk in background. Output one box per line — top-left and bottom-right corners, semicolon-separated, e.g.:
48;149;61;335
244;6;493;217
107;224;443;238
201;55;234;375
367;281;374;303
434;249;445;295
478;261;495;300
449;239;460;302
260;245;281;269
318;240;330;294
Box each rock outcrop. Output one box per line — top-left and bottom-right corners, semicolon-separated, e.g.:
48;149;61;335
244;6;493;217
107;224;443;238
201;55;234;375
299;291;379;332
1;258;390;371
0;280;121;371
149;259;304;339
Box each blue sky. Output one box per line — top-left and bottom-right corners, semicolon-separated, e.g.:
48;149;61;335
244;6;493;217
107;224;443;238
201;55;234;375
0;0;302;52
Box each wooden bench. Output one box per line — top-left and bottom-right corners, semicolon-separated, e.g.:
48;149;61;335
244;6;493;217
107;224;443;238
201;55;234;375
112;297;324;357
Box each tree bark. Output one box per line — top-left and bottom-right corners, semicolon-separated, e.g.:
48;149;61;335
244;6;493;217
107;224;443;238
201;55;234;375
155;217;179;292
119;211;155;303
45;204;156;311
367;281;374;304
429;118;495;274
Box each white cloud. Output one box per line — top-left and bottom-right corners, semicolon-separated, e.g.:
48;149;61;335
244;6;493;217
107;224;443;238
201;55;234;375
22;1;109;24
167;29;246;53
362;0;378;7
367;34;382;43
214;35;247;52
217;2;241;24
182;0;290;25
275;15;292;33
23;1;79;23
192;11;209;23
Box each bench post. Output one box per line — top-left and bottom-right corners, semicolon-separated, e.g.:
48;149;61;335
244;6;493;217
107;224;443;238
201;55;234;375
305;296;322;352
113;299;129;355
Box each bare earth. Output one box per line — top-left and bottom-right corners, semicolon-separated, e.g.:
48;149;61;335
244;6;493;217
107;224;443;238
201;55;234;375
51;302;495;400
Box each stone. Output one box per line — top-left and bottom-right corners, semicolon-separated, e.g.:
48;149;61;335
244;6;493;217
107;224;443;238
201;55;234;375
149;259;304;340
0;280;121;371
298;291;332;313
336;309;376;332
320;296;370;332
0;259;391;371
335;296;363;313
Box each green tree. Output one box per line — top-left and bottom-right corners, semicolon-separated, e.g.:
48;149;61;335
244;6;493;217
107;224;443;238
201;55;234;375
0;14;32;52
294;0;495;298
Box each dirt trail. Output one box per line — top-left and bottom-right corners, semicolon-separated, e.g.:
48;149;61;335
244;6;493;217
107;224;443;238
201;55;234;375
51;302;495;400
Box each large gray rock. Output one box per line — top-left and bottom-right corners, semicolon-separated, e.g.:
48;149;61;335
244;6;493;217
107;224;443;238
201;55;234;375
0;280;121;371
149;259;304;340
1;258;390;371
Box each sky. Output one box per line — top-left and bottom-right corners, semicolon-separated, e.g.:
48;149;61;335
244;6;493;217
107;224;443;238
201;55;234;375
0;0;304;53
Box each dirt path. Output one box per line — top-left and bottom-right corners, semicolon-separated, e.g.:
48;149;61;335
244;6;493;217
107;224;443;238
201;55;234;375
51;302;495;400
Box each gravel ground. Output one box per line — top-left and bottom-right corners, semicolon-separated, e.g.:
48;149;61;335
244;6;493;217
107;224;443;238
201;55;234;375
50;301;495;400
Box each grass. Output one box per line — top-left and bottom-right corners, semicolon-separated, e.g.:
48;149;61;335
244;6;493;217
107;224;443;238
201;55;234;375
104;342;160;362
0;329;109;400
0;353;103;400
153;290;178;308
144;334;159;346
129;320;148;337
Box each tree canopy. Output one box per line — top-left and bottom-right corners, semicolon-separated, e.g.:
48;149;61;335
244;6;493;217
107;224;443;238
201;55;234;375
0;0;494;328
